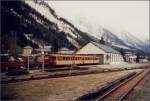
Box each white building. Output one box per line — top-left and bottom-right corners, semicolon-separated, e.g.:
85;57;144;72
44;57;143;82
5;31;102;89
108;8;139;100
76;42;124;64
124;52;137;63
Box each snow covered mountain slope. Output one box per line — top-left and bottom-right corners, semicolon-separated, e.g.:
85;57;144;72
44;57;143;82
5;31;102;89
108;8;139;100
24;0;102;49
2;0;149;55
2;0;100;53
24;0;150;54
60;14;149;53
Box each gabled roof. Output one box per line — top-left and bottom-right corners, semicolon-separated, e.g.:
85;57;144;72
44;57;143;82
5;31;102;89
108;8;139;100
91;42;120;54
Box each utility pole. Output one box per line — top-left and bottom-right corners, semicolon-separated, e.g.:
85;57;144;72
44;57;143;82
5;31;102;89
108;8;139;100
69;55;75;76
42;51;45;72
27;55;30;72
42;42;45;72
149;31;150;60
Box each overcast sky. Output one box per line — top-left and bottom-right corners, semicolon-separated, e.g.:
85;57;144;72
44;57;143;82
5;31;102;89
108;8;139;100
47;1;149;40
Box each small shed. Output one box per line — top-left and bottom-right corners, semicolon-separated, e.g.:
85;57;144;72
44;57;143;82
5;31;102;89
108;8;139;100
124;52;137;63
76;42;124;64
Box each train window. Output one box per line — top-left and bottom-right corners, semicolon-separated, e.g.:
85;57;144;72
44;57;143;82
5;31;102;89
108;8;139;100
59;56;61;60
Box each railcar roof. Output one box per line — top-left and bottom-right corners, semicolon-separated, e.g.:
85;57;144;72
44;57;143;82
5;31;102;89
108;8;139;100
49;54;98;57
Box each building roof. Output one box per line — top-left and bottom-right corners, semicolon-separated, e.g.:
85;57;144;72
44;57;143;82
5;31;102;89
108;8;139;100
44;46;52;49
91;42;120;54
58;47;75;54
59;47;70;51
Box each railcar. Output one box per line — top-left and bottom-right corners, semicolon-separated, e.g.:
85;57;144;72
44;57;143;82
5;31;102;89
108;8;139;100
1;54;100;71
1;56;35;71
36;54;99;66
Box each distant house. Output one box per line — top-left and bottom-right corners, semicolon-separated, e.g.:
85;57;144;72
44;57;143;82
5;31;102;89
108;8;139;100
43;46;52;54
22;46;33;56
124;52;137;63
57;47;75;54
76;42;124;64
138;56;149;63
35;45;52;54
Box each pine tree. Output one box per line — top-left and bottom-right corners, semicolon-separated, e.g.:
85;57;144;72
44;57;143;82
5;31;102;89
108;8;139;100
100;37;105;45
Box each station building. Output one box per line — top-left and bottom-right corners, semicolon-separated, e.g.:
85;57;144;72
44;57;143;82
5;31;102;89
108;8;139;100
76;42;124;64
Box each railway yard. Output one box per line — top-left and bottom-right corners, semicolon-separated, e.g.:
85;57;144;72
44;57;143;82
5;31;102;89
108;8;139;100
1;63;150;101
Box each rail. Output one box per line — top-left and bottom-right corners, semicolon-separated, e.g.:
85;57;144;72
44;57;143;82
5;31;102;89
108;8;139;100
76;69;149;101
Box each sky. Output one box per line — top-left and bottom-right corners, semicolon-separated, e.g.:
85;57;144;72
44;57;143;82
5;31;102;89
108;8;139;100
47;1;149;40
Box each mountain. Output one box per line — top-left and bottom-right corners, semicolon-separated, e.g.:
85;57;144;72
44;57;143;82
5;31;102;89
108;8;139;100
1;0;98;54
109;30;150;54
65;15;150;54
1;0;149;56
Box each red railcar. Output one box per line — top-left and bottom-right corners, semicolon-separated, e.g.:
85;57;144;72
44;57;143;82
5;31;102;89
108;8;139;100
36;54;99;66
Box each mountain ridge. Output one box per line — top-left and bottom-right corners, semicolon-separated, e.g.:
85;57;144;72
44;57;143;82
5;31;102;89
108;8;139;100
1;0;149;56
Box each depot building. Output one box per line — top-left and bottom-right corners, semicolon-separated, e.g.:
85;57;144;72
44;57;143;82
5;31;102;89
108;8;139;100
76;42;124;64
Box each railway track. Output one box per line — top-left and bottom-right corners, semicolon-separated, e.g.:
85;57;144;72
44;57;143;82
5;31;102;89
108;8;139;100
1;67;139;84
76;68;150;101
1;66;148;84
